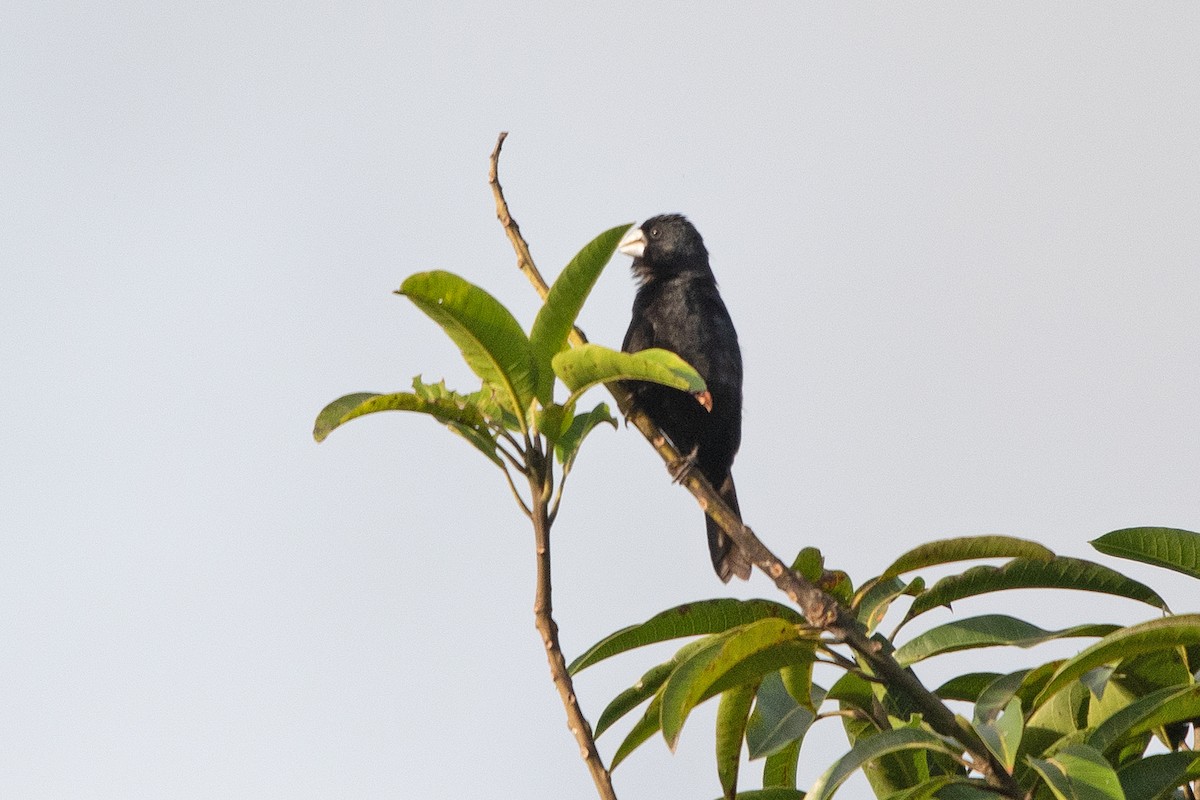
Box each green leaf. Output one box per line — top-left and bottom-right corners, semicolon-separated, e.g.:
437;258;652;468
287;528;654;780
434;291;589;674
972;696;1022;770
569;599;804;673
1023;679;1089;763
1086;683;1200;757
1091;526;1200;580
807;728;963;800
528;223;632;403
791;547;825;581
716;790;807;800
611;692;662;770
312;391;502;464
534;402;570;444
1034;615;1200;710
1116;751;1200;800
594;660;674;739
554;402;617;471
762;740;801;789
746;672;824;759
881;776;1002;800
900;557;1169;628
552;344;706;404
935;673;1004;703
397;271;535;427
661;619;805;750
974;670;1032;724
894;615;1117;666
716;681;758;800
1027;743;1124;800
855;577;916;634
879;535;1055;581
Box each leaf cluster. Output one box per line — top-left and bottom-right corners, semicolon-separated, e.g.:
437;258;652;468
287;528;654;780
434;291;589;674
583;529;1200;800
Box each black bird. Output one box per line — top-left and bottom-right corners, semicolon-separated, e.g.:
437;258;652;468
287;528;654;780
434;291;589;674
619;214;752;582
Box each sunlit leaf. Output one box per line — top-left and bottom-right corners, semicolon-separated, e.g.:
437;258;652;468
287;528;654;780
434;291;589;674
1034;615;1200;710
552;344;705;404
528;223;632;403
894;615;1117;665
1091;526;1200;580
879;535;1055;580
397;271;535;426
569;599;804;673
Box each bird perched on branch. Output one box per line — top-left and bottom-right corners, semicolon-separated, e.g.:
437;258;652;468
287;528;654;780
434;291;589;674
619;214;751;582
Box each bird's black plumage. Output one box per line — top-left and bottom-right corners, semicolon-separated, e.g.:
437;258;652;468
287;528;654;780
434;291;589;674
619;214;751;582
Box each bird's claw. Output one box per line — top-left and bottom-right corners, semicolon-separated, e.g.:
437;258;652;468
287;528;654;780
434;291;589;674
668;446;700;484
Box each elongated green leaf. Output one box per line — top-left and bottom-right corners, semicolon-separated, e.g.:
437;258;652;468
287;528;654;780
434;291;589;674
935;673;1003;703
1116;751;1200;800
1028;743;1123;800
398;271;535;426
808;728;962;800
1034;615;1200;710
555;402;617;471
570;599;804;673
528;223;633;403
716;681;757;800
881;776;1003;800
611;693;662;770
894;615;1117;666
715;790;807;800
314;390;485;442
1023;679;1090;761
661;619;803;750
762;740;801;789
973;696;1022;770
314;392;387;442
1091;526;1200;580
594;637;714;738
976;671;1030;724
1086;683;1200;757
594;661;673;739
900;557;1168;628
747;672;824;759
879;536;1055;580
855;577;919;634
552;344;706;403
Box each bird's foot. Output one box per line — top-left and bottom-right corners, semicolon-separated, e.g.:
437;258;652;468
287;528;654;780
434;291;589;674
668;446;700;484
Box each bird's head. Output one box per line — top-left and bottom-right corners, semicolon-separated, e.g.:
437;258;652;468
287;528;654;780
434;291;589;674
618;214;711;283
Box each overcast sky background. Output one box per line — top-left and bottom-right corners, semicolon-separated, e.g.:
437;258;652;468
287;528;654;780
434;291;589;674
4;4;1200;798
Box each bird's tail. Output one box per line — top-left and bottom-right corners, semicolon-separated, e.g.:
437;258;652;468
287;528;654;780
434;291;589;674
706;473;752;582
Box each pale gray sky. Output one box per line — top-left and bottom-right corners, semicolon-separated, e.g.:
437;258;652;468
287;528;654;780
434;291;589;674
3;4;1199;798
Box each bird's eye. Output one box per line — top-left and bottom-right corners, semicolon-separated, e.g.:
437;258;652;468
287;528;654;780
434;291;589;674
649;227;660;237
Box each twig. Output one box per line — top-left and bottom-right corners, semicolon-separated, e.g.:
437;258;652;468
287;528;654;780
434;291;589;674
490;132;617;800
